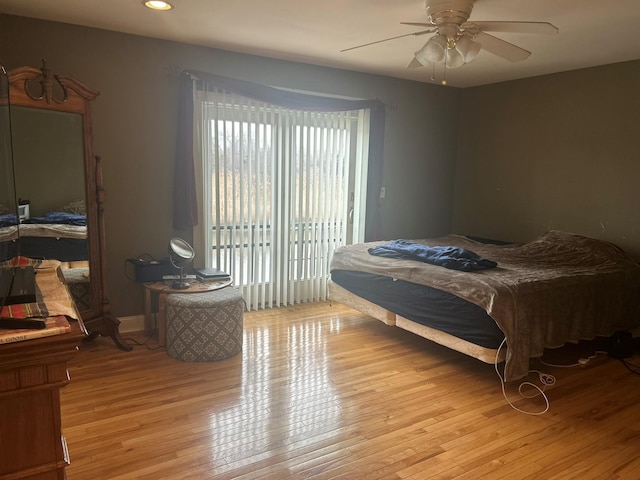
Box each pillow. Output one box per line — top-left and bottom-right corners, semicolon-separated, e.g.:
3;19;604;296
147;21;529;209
62;199;86;215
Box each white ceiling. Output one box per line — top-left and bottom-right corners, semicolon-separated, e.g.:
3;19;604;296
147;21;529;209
1;0;639;88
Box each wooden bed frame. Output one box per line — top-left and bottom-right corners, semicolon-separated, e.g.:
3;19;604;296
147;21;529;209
328;279;506;364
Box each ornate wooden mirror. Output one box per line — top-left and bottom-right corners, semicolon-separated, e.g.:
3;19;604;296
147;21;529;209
7;61;130;350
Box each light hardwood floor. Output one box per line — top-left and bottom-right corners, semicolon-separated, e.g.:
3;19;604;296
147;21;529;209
61;302;640;479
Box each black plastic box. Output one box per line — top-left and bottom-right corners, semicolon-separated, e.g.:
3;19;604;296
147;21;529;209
126;258;180;283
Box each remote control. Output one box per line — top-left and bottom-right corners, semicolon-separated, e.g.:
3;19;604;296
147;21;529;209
0;317;47;330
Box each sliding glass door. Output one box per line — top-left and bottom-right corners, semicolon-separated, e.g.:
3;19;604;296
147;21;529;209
196;88;370;310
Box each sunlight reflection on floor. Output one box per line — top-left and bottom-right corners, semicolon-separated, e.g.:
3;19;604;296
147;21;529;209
207;315;344;462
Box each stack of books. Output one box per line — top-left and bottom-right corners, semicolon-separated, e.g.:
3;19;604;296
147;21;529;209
195;268;231;282
0;316;71;344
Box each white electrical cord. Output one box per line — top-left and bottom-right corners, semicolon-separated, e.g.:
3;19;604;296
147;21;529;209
494;338;555;416
540;351;607;368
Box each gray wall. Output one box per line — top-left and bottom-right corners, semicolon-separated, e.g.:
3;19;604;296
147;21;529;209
0;14;459;316
4;14;635;318
453;60;640;257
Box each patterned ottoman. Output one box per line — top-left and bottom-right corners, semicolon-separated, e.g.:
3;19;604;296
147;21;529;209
61;267;91;312
165;287;244;362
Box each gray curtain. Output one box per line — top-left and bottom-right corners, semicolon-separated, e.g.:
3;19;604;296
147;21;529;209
174;69;386;241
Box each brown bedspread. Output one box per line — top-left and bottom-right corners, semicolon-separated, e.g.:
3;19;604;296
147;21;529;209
330;231;640;381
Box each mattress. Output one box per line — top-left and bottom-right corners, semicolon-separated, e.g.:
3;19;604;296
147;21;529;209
0;224;88;262
18;223;87;239
330;269;505;349
18;236;88;262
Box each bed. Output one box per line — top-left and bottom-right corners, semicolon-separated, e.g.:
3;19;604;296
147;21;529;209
328;230;640;381
1;211;90;310
16;212;88;262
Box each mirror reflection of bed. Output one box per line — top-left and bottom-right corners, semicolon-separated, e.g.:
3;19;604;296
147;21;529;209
17;210;90;312
2;62;129;350
11;98;91;313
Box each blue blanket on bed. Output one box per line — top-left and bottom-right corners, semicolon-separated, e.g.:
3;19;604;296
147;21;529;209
24;212;87;226
368;240;497;272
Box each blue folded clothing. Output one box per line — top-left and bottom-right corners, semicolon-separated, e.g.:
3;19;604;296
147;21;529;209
368;239;497;272
0;213;18;227
24;212;87;226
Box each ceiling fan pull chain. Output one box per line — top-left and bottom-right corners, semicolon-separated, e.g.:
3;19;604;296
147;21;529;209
442;58;448;86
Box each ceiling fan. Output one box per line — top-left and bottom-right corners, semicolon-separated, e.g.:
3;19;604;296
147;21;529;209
342;0;558;84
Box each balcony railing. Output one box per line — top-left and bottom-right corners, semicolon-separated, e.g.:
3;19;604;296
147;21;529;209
211;221;345;285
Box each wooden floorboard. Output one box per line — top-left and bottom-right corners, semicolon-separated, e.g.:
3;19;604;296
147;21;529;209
60;301;640;479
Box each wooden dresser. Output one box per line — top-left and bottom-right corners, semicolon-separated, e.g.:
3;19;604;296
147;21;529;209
0;318;86;480
0;261;87;480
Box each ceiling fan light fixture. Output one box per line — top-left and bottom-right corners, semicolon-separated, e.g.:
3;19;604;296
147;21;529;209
416;34;447;64
445;46;465;68
455;34;481;63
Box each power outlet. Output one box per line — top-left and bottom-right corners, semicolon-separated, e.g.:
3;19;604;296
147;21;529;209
380;187;386;199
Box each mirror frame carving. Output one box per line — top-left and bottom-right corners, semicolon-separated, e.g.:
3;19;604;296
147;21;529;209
8;61;130;351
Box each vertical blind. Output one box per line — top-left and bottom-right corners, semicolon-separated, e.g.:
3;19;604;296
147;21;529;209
195;86;370;310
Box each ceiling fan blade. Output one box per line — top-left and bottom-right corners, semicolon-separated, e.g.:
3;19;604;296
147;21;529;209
341;29;435;53
405;57;425;69
400;22;435;28
467;21;558;35
475;31;531;62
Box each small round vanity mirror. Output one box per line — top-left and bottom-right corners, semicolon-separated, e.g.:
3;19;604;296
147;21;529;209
168;237;195;289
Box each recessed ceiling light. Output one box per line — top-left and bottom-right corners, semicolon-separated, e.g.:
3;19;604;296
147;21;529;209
143;1;173;11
